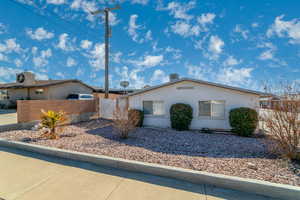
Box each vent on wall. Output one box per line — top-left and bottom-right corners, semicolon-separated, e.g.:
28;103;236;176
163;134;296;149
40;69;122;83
169;73;179;82
176;86;194;90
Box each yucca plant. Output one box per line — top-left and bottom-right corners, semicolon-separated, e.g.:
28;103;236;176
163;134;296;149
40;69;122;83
40;109;67;139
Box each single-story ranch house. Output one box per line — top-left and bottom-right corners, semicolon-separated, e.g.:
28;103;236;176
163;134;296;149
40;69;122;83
0;72;136;103
0;72;94;102
122;74;264;130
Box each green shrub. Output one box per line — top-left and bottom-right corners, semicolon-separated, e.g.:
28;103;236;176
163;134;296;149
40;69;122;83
170;103;193;131
229;107;258;137
128;109;144;127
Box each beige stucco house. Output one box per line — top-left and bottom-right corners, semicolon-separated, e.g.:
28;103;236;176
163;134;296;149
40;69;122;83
0;72;94;103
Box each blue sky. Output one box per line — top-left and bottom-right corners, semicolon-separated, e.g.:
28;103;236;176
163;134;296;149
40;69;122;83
0;0;299;90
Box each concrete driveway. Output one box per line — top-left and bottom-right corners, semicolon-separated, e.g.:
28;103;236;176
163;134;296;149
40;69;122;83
0;110;17;125
0;147;277;200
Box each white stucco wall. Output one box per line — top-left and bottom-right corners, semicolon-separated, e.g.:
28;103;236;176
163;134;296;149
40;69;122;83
127;81;260;130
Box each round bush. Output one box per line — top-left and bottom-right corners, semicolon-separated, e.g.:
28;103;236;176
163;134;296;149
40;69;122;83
229;107;258;137
170;103;193;131
128;109;144;127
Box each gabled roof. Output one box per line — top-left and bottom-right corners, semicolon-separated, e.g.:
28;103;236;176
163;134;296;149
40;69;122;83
0;79;95;91
93;87;137;94
124;78;265;97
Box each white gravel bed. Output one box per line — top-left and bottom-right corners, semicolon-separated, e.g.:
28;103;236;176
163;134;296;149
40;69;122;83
1;119;299;186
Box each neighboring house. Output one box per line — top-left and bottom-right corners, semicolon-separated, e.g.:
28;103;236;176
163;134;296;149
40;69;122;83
0;72;94;102
0;90;8;100
121;74;263;130
260;93;300;109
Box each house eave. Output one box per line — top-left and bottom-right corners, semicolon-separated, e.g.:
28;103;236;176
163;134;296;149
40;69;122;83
122;78;266;98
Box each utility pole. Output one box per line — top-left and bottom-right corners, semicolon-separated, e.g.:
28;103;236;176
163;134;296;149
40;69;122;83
91;5;120;98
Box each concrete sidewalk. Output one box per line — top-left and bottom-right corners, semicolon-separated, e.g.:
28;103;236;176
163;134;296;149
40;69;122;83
0;147;277;200
0;110;17;126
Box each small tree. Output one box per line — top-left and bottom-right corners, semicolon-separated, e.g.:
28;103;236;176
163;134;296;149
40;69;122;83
39;109;67;139
170;103;193;131
262;83;300;160
229;107;258;137
113;105;137;139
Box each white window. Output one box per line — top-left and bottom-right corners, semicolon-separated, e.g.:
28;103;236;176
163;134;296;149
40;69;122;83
35;89;44;95
199;100;225;119
143;101;165;116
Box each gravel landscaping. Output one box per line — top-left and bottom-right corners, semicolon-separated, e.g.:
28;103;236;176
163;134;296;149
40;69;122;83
1;119;299;186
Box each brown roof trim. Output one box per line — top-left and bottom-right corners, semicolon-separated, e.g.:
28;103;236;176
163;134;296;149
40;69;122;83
0;79;95;91
123;78;265;97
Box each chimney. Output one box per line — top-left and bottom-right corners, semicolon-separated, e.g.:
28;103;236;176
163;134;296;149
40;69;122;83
169;73;179;82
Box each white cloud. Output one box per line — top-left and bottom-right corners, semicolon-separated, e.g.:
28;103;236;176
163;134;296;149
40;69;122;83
251;22;259;28
127;15;152;43
70;0;98;22
46;0;65;5
259;50;274;60
80;39;92;49
66;57;77;67
170;21;200;37
26;27;54;41
56;72;65;78
145;30;153;41
197;13;216;30
0;66;22;83
135;55;164;67
113;52;122;63
267;15;300;44
76;68;84;77
223;56;241;66
70;0;81;9
128;14;143;43
257;42;277;61
101;12;120;26
207;35;224;59
186;63;211;80
56;33;75;51
33;48;52;67
131;0;149;5
165;1;195;20
115;66;145;88
34;72;49;80
0;53;8;61
165;46;182;60
217;67;253;86
87;43;105;71
150;69;169;84
14;58;23;67
234;24;249;39
0;38;22;54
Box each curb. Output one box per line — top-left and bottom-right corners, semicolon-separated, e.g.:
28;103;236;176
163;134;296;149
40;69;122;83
0;138;299;200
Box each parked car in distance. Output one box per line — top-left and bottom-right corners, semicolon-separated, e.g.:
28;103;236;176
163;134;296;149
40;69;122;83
67;94;94;100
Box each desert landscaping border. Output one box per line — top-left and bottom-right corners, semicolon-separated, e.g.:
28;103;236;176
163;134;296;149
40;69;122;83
0;138;299;200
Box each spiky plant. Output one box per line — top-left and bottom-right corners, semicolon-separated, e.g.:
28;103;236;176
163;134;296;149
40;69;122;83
40;109;67;139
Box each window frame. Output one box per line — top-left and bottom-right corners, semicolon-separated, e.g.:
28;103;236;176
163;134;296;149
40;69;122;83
198;100;225;120
142;100;165;116
35;88;44;95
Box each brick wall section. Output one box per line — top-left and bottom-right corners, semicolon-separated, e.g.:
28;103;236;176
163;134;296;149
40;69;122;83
17;100;97;123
